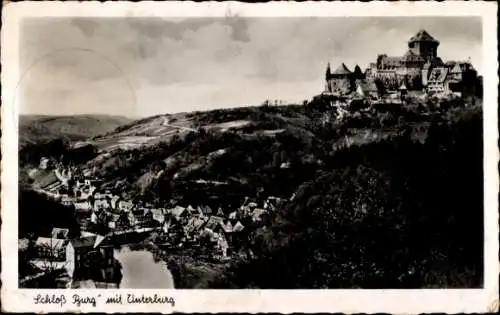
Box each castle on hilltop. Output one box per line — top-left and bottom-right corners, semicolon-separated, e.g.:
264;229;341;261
324;30;479;99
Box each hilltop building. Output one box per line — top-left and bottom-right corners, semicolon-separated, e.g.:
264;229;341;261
324;29;479;98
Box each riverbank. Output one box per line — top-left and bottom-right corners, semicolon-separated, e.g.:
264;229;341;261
132;239;229;288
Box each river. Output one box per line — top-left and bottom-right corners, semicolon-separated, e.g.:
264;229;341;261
114;246;175;288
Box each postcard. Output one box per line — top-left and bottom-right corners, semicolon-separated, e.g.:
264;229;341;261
1;1;498;313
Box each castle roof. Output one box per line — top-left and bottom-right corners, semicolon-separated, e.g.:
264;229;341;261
428;67;449;83
402;50;425;62
332;63;352;75
409;29;439;44
378;56;402;68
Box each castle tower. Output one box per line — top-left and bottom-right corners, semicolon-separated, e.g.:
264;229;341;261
408;30;440;63
329;63;353;95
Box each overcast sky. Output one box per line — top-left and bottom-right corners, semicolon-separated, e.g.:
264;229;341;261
19;16;482;117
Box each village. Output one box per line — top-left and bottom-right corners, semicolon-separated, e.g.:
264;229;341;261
20;157;285;289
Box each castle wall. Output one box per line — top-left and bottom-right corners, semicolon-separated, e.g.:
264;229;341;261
327;78;353;95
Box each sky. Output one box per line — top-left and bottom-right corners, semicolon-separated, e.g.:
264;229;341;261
19;16;482;117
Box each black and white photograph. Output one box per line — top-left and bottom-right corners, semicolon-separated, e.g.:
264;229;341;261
1;1;498;313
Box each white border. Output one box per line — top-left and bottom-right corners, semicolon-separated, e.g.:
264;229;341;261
1;1;498;313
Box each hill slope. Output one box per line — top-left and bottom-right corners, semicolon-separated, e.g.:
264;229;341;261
21;100;483;288
19;114;133;148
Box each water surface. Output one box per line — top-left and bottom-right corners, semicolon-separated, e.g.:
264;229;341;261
114;246;174;288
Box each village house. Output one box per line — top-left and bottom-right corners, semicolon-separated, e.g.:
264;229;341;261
128;208;154;227
184;216;208;240
151;208;166;224
228;211;239;220
74;200;92;211
204;215;225;232
94;199;110;211
110;196;121;210
169;205;192;223
34;237;67;260
215;233;230;258
118;200;134;212
251;208;268;222
65;235;117;285
107;211;133;230
198;205;213;216
61;195;75;206
233;221;245;233
90;211;98;224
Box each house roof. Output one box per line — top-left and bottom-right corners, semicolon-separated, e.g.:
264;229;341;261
69;236;97;248
229;211;238;219
185;217;207;233
216;207;225;216
150;208;162;217
205;215;224;230
378;55;402;68
332;63;352;75
35;237;66;250
170;205;186;218
202;205;213;214
216;220;233;233
233;221;245;232
409;29;439;43
51;228;69;239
